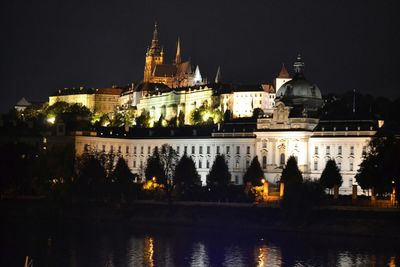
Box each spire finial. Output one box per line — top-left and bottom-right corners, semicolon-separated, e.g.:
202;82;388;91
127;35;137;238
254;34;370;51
215;66;221;83
175;37;181;64
151;21;159;48
293;53;305;76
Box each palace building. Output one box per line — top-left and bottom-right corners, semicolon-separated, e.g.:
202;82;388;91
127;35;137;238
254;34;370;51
70;55;378;195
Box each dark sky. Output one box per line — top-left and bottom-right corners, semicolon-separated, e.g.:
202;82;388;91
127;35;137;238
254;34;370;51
1;0;399;111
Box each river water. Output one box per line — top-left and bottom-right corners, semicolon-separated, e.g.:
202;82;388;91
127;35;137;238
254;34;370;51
1;222;399;267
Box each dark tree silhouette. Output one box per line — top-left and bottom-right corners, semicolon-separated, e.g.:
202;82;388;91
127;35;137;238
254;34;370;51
243;156;265;186
207;154;231;188
320;159;343;193
145;147;166;184
174;154;201;197
76;153;107;197
280;156;303;187
112;157;133;185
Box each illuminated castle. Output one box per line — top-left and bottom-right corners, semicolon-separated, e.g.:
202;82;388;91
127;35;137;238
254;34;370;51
143;23;205;88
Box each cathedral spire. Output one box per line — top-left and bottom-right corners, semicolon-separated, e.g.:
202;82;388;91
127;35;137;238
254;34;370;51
278;63;290;78
194;65;202;84
175;37;181;64
151;21;159;49
215;66;221;83
293;53;305;77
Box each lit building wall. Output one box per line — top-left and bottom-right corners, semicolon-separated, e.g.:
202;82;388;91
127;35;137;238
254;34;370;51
49;94;95;111
232;91;265;118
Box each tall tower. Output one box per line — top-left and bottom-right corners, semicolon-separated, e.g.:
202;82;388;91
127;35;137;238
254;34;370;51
275;63;291;91
144;22;164;82
174;37;181;65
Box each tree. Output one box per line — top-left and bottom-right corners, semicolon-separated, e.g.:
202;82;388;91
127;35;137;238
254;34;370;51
280;156;303;187
252;108;264;118
76;153;107;197
223;109;232;122
135;111;150;128
112;157;133;185
174;154;201;196
320;159;343;193
356;128;400;197
178;111;185;127
144;147;166;184
243;156;264;186
207;155;231;188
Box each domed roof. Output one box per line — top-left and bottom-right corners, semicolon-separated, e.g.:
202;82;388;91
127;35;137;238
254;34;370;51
275;54;323;116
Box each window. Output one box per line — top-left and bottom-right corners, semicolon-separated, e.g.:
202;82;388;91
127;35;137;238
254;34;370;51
133;160;136;168
326;146;330;155
133;146;137;154
148;146;151;154
118;146;121;153
337;161;342;170
140;160;143;168
314;160;318;171
350;162;354;171
110;145;114;153
314;146;318;155
102;145;106;152
226;146;230;154
126;146;129;154
84;144;89;152
246;146;250;155
206;160;210;168
350;146;354;156
236;146;240;155
199;146;203;155
207;146;210;154
184;146;188;154
140;146;144;154
362;146;367;156
217;146;220;155
280;153;285;166
177;146;180;154
192;146;195;154
338;146;342;155
262;156;267;169
199;160;202;168
262;141;267;149
235;160;240;168
246;160;250;168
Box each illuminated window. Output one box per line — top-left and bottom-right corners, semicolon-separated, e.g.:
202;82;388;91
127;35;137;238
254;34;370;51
236;146;240;155
246;146;250;154
262;156;267;169
326;146;330;155
350;146;354;155
280;153;285;166
338;146;342;155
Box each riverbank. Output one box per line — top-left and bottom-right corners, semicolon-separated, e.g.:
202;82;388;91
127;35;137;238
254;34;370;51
2;199;400;239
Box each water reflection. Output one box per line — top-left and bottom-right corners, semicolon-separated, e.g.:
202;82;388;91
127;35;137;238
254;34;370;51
1;223;400;267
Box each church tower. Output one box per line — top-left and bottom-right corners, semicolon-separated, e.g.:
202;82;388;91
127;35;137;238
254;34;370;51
144;22;164;82
275;63;291;91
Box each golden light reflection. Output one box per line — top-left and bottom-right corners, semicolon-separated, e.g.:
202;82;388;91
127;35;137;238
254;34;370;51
257;245;267;267
389;256;396;267
144;237;154;267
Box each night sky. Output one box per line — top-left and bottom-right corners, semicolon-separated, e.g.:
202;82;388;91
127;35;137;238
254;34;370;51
1;0;399;112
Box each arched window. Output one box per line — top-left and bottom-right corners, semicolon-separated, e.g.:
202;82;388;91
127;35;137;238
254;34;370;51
262;156;267;169
280;153;285;166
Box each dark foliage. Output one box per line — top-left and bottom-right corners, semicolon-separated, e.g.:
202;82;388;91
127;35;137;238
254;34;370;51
320;159;343;190
280;156;303;187
174;154;201;199
243;156;265;186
